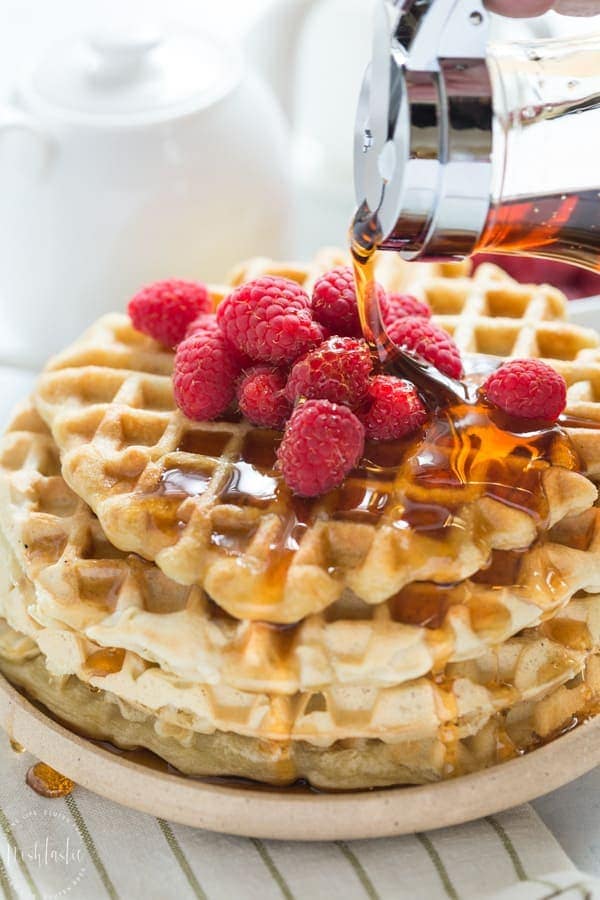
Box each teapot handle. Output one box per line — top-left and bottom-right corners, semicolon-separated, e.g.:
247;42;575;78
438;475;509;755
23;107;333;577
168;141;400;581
0;106;52;175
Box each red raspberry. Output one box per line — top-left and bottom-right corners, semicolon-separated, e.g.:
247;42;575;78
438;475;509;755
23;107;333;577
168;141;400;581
217;276;323;364
310;267;389;337
173;331;242;421
286;337;373;407
277;400;365;497
185;312;220;340
381;292;431;326
387;316;463;379
360;376;428;441
128;279;211;347
237;366;291;429
312;267;358;336
482;359;567;421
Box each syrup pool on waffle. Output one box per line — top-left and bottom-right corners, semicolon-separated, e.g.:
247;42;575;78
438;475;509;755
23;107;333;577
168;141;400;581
153;389;581;621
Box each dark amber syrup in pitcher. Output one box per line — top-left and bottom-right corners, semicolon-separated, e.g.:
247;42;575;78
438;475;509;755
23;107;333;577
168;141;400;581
476;190;600;271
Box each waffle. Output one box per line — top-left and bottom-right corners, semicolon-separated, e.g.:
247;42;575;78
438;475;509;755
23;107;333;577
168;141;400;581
1;615;598;789
229;253;594;358
5;505;600;749
33;259;600;623
226;246;470;295
4;403;600;694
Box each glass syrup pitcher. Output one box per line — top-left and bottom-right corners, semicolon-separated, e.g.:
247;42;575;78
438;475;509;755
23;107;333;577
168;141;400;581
353;0;600;272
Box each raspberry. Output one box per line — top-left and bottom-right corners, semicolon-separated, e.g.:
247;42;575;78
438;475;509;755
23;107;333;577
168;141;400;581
277;400;365;497
361;376;428;441
237;366;291;429
381;292;431;326
482;359;567;421
217;276;323;364
311;266;383;338
128;279;211;347
185;312;220;340
286;337;373;407
387;316;463;379
310;267;387;338
173;331;242;421
185;312;252;369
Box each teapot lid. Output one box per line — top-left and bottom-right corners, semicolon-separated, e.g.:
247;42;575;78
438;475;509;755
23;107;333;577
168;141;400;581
26;26;240;121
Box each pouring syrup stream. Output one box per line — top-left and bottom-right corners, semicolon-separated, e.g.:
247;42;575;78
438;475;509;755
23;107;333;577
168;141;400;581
351;203;467;407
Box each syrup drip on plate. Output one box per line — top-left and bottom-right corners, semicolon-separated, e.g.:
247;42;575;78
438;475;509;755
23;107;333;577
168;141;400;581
26;762;75;799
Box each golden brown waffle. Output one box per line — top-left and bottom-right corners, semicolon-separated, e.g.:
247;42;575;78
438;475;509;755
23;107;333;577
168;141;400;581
0;617;37;662
226;246;470;294
228;253;596;359
1;617;597;789
4;403;600;694
4;524;600;748
34;287;599;623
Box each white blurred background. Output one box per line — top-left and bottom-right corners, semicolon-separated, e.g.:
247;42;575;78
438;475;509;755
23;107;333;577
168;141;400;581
0;0;599;363
3;0;596;256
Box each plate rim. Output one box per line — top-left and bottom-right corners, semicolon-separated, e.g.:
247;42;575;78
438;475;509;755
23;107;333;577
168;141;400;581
1;671;598;840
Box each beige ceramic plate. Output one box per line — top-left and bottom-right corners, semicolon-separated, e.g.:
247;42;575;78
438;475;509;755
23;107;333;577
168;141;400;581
1;672;598;840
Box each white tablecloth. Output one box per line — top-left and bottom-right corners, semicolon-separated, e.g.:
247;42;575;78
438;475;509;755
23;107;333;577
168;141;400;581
0;737;598;900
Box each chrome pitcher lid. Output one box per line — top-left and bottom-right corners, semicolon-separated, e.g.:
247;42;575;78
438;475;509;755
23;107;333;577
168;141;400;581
354;0;493;259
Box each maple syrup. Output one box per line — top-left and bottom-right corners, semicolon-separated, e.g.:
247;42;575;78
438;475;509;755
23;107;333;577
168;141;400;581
541;617;591;653
387;583;452;630
158;391;577;582
351;208;581;487
83;647;126;678
351;203;465;406
26;762;74;799
476;190;600;271
10;739;25;754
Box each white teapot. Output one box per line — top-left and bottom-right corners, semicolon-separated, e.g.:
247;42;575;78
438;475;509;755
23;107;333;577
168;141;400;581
0;23;296;366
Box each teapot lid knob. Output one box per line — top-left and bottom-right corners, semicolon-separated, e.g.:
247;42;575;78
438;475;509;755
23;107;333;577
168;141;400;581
87;27;163;81
87;26;162;82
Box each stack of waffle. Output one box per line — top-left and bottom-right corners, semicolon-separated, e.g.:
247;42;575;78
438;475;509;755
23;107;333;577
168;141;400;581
1;252;599;790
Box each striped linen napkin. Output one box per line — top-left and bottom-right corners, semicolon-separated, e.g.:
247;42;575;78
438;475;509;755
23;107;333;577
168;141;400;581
0;740;598;900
